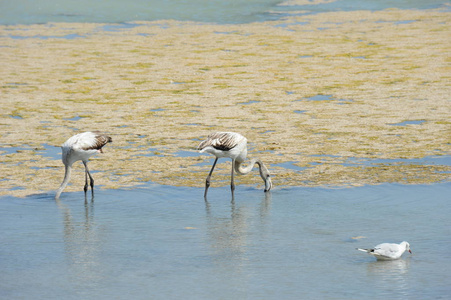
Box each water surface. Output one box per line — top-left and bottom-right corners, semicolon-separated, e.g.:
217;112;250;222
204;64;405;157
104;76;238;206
1;0;449;25
1;183;450;299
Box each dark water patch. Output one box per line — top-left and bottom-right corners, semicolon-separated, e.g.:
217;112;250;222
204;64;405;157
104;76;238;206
5;82;28;87
309;155;451;173
30;166;54;170
376;20;421;25
297;94;333;101
273;161;307;171
63;116;82;121
98;23;143;32
295;95;354;104
9;186;26;191
136;33;153;37
274;0;449;16
306;154;451;170
344;155;451;167
9;34;84;39
238;100;260;105
0;146;32;155
273;21;309;30
311;154;340;158
174;150;203;157
194;156;218;167
214;31;238;34
261;130;276;134
395;20;418;25
337;98;354;103
294;110;307;114
388;120;426;126
35;143;61;160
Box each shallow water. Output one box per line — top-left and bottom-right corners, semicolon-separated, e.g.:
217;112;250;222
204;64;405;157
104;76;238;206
1;183;450;299
1;0;449;25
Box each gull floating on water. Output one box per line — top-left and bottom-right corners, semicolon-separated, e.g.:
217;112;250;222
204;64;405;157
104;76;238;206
357;241;412;260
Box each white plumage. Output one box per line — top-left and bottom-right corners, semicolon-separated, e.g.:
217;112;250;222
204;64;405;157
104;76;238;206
198;132;272;198
55;131;112;199
357;241;412;260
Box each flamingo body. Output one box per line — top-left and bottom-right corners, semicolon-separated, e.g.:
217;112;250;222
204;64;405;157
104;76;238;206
198;132;272;198
56;131;112;199
198;131;247;161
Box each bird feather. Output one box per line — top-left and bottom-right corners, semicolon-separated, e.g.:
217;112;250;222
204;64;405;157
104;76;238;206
198;132;243;152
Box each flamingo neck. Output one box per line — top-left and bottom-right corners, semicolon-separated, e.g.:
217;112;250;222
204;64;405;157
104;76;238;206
234;158;273;192
234;158;262;175
55;165;72;199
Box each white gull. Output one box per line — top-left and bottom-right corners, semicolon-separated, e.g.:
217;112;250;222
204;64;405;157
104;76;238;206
357;241;412;260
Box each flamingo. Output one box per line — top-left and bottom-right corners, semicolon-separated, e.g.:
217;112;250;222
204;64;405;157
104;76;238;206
357;241;412;261
198;132;272;198
55;131;112;199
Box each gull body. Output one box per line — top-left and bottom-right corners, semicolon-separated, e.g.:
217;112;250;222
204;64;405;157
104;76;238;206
198;132;272;198
357;241;412;261
55;131;112;199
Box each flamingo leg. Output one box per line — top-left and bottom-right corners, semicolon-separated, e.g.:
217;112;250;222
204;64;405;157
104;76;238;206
84;166;89;193
204;157;218;198
83;161;95;195
230;159;236;192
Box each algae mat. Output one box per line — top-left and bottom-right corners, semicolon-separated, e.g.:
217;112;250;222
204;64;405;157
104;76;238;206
1;9;450;197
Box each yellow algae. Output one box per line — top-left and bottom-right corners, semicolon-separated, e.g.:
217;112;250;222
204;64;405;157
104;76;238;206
0;9;450;197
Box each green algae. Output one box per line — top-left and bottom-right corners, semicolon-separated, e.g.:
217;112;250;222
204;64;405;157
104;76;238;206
0;9;450;197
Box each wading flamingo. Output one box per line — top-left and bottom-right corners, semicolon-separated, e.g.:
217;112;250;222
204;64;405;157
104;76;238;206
55;131;112;199
357;241;412;260
198;132;272;198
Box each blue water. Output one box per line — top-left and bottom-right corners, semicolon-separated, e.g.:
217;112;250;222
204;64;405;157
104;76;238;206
1;0;449;25
1;183;450;299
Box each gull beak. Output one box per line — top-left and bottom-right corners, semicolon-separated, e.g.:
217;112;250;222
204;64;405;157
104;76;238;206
409;249;412;254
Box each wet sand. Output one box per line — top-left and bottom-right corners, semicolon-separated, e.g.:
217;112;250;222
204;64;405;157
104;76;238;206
1;9;450;197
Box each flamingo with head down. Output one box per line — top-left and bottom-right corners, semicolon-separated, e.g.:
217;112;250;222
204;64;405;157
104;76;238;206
55;131;112;199
198;132;272;198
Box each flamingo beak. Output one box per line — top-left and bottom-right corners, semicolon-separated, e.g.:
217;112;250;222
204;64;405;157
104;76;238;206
409;249;412;254
264;176;272;192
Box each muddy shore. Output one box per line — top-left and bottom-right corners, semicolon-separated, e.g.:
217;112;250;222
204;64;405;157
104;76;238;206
1;9;450;197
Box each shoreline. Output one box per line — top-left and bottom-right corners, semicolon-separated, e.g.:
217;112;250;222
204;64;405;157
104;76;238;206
1;9;450;197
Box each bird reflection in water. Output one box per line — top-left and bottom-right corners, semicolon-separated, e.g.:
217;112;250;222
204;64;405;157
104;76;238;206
366;257;411;297
204;191;272;279
55;198;104;285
